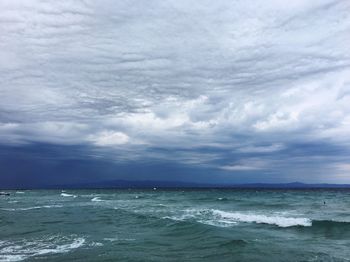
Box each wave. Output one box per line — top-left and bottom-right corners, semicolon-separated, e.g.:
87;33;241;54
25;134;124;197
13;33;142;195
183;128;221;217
60;193;77;198
134;195;145;199
311;219;350;229
217;239;248;248
1;205;63;212
217;197;229;201
0;236;85;262
103;237;136;242
168;209;350;230
212;210;312;227
165;209;312;228
91;197;104;202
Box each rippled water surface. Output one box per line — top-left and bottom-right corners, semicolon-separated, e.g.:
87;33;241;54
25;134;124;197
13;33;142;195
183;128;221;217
1;189;350;261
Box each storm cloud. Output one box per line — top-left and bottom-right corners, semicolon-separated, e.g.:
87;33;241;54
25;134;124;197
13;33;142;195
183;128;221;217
1;0;350;186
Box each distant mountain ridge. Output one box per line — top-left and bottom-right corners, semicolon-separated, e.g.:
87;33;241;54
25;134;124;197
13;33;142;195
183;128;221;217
57;180;350;189
4;180;350;190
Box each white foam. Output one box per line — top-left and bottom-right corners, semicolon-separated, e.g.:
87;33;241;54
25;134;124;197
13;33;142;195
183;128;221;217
103;237;119;242
103;237;135;242
35;238;85;255
212;210;312;227
91;197;104;202
164;210;238;227
0;237;85;261
60;193;76;198
1;205;63;211
199;219;238;227
165;209;312;228
15;192;25;194
163;212;198;221
89;242;103;247
0;254;26;262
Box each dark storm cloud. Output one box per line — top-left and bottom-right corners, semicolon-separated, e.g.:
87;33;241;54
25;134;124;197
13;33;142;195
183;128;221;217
1;0;350;184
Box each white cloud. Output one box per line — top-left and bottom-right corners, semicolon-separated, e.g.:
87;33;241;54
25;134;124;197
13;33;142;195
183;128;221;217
336;163;350;172
220;159;268;171
88;131;129;146
221;165;262;171
239;144;284;153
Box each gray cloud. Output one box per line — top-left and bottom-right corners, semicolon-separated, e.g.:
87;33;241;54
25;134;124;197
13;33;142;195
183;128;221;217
1;0;350;182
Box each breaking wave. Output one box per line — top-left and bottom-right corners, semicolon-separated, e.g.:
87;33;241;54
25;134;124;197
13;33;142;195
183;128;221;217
91;197;104;202
60;193;76;198
1;205;63;212
165;209;312;228
0;236;85;262
311;219;350;230
211;210;312;227
165;209;350;230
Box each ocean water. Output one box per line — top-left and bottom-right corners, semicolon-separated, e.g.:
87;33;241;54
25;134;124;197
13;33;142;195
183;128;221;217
1;189;350;261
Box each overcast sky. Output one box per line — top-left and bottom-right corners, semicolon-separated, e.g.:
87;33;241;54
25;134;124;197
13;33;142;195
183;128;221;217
1;0;350;187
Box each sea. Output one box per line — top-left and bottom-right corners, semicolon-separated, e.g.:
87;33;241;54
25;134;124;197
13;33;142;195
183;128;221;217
1;189;350;261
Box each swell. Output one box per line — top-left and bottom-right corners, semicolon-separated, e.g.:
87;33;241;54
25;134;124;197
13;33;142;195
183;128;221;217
158;218;250;253
310;219;350;229
291;219;350;238
112;207;230;241
162;219;214;239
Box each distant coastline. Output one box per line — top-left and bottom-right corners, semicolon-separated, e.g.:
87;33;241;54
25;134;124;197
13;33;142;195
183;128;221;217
2;181;350;190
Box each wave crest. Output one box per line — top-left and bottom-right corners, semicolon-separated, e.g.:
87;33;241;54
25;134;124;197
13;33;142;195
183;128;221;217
212;210;312;227
0;236;85;261
60;193;76;198
165;209;312;228
1;205;63;212
91;197;104;202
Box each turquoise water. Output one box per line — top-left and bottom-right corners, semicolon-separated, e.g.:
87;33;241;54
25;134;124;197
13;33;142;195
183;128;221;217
1;189;350;261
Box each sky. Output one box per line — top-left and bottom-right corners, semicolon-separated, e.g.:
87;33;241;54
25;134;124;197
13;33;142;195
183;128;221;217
1;0;350;188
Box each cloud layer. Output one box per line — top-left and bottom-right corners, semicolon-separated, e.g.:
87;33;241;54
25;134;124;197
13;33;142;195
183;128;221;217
1;0;350;183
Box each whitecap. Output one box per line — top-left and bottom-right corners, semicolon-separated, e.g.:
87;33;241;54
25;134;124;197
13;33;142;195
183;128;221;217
91;197;104;202
103;237;135;242
0;254;26;262
199;219;238;227
211;210;312;227
0;237;85;261
89;242;103;247
35;238;85;255
1;205;63;211
103;237;119;242
217;197;229;201
60;193;77;198
165;209;312;228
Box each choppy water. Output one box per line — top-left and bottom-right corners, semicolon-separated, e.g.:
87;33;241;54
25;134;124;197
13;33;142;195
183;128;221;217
1;189;350;261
